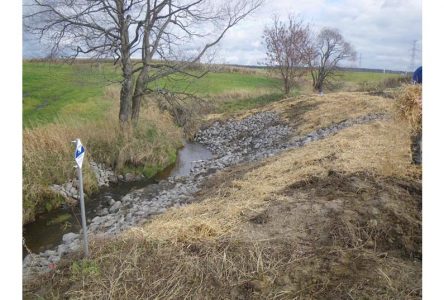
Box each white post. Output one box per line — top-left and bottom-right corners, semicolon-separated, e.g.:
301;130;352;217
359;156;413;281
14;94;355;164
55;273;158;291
73;139;89;257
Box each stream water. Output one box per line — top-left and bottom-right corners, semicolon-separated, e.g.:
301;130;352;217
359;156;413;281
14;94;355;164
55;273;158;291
23;142;213;257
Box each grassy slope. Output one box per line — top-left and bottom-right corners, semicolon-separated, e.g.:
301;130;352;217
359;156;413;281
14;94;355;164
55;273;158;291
335;70;400;83
23;62;395;128
24;91;421;299
23;63;119;127
162;71;280;95
23;62;282;128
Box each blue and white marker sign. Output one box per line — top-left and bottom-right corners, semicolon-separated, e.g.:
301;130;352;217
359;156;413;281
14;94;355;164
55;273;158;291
74;139;85;169
72;138;89;256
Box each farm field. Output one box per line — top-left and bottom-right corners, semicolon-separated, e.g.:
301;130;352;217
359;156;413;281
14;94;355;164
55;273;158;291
23;62;282;128
23;61;401;127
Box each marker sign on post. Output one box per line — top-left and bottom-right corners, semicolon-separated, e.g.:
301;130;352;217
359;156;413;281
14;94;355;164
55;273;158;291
75;140;85;169
73;138;89;257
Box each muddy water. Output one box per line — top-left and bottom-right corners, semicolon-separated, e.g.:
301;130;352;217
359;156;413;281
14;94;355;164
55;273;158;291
23;142;212;256
156;142;214;178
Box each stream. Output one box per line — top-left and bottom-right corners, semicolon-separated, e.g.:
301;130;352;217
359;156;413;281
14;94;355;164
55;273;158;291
23;142;213;257
24;112;388;277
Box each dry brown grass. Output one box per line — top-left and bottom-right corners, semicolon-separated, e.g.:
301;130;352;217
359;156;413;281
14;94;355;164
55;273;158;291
208;88;276;103
211;64;266;75
395;84;422;133
23;87;182;224
278;92;394;135
214;91;395;137
24;92;421;299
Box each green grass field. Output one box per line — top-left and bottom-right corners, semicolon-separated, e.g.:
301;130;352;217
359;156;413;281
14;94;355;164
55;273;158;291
334;70;401;83
23;62;283;127
23;63;121;127
165;71;281;95
23;61;402;128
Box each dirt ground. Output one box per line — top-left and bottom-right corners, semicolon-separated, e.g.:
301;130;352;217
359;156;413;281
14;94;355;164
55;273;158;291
24;92;422;299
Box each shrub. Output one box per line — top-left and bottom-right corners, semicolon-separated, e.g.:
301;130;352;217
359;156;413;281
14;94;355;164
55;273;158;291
359;76;411;95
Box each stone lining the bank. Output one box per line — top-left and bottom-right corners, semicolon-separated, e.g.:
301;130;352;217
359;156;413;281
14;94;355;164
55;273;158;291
49;161;146;204
90;161;118;187
23;111;387;277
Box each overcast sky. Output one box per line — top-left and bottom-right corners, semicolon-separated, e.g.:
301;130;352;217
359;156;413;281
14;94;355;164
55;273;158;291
23;0;422;71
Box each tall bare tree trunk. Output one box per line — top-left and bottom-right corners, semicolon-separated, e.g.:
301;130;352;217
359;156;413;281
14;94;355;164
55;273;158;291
26;0;264;126
284;78;290;95
119;73;133;124
117;0;132;126
131;66;149;124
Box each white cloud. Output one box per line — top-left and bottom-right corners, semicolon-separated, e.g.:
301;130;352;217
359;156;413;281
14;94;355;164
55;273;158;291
217;0;422;71
23;0;422;71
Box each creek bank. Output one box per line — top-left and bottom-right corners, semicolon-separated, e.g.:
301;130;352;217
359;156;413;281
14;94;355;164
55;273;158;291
23;111;387;277
49;161;144;203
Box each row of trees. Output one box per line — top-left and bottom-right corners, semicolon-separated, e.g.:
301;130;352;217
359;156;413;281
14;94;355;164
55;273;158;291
24;2;354;127
263;16;356;94
24;0;263;126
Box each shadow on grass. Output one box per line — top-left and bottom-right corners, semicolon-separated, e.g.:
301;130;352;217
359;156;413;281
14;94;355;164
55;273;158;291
283;99;322;130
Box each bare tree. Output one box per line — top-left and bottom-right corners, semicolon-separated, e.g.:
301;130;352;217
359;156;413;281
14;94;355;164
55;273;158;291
24;0;263;126
308;28;356;93
263;15;311;95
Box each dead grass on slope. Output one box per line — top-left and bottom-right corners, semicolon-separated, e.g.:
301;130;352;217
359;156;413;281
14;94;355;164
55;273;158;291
277;92;395;136
25;109;421;298
206;92;394;138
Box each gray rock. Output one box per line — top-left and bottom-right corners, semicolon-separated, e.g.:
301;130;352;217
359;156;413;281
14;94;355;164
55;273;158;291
62;232;79;244
89;224;98;232
68;241;80;251
109;201;122;213
109;175;118;184
103;218;116;227
92;216;105;224
48;255;60;263
125;173;136;182
57;244;69;256
98;207;109;216
121;194;133;202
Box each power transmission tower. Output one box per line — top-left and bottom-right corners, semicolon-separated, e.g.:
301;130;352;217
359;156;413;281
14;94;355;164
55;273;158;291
409;40;417;72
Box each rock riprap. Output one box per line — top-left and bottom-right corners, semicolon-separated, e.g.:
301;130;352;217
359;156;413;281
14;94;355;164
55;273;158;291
24;111;387;277
195;112;292;157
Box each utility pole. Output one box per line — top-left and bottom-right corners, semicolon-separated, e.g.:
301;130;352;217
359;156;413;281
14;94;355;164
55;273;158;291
409;40;417;72
359;53;362;68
